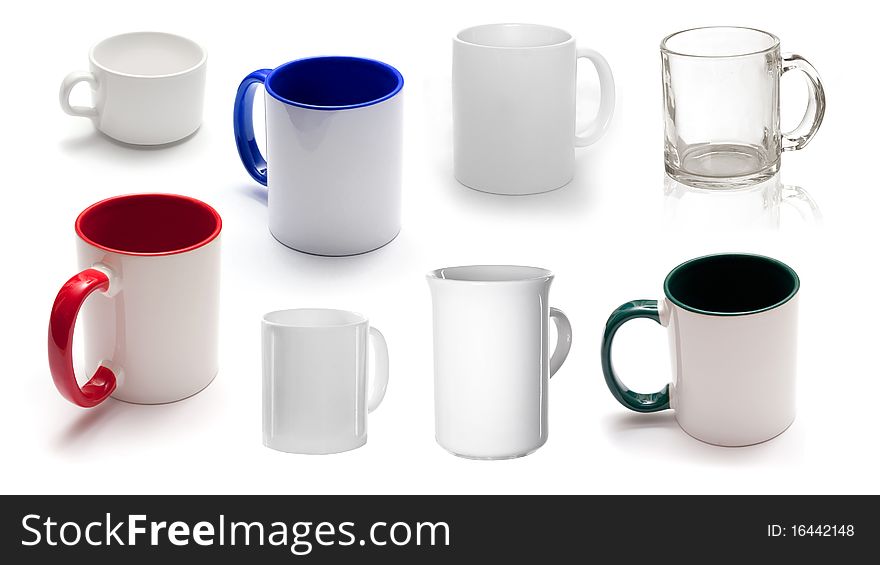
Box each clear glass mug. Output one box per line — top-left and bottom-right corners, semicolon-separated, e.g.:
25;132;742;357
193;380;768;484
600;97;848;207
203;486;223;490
661;27;826;189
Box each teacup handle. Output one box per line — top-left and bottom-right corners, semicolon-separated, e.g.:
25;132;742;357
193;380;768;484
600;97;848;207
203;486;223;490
574;48;616;147
233;69;272;186
549;307;572;377
48;267;118;408
600;300;671;412
367;327;390;413
780;54;826;152
59;71;98;119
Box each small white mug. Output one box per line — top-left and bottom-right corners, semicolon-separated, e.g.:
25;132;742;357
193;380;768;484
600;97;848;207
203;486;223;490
601;253;800;446
427;266;572;459
60;32;207;146
262;309;389;454
453;23;615;195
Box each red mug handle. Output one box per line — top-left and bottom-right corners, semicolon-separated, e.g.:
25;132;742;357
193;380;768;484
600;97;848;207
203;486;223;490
48;268;118;407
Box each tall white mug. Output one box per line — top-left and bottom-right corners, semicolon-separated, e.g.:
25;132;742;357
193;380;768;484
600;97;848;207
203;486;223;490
453;23;616;195
234;57;404;256
262;309;390;454
601;253;800;446
60;32;207;145
427;266;573;459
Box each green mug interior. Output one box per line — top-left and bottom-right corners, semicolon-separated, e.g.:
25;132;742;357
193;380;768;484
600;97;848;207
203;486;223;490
664;253;799;316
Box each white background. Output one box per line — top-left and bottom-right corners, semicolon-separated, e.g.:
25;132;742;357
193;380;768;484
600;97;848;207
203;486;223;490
1;0;876;495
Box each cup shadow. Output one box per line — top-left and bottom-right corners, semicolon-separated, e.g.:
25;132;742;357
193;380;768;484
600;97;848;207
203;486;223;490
603;412;800;465
437;149;600;218
53;400;125;451
231;183;410;281
58;128;202;159
52;394;213;454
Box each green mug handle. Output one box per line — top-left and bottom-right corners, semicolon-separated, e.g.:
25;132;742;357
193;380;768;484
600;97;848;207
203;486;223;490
600;300;671;412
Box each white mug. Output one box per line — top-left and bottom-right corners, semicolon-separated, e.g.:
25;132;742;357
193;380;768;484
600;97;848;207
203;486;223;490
453;23;615;195
262;309;389;454
234;57;404;256
601;254;800;446
427;266;573;459
48;194;222;407
60;32;207;145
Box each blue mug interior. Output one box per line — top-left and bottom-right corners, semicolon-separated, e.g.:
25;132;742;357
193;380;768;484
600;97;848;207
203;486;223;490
266;56;403;110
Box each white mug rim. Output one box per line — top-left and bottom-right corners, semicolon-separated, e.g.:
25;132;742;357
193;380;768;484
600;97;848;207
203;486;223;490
89;31;207;79
427;265;553;284
454;23;574;50
262;308;368;329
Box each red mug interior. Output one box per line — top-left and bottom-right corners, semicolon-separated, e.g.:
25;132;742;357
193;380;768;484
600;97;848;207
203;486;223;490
75;193;221;255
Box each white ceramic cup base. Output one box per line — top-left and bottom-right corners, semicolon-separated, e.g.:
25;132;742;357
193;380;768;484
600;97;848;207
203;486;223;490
677;414;795;448
268;228;401;258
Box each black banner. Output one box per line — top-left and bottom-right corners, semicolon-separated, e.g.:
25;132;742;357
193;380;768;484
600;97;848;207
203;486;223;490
2;496;873;561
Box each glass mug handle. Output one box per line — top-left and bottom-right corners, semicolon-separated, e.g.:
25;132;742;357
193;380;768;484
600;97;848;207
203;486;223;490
600;300;671;412
780;54;826;152
48;267;119;408
574;48;616;147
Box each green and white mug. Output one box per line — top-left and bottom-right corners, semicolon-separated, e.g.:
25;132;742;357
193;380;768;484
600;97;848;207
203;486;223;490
601;253;800;446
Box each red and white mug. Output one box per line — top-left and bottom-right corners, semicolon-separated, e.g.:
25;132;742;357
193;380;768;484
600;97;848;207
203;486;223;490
48;194;222;407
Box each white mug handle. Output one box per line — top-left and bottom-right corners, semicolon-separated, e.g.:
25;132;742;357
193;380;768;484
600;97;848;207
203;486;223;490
574;48;615;147
59;71;98;119
367;326;390;413
549;307;573;377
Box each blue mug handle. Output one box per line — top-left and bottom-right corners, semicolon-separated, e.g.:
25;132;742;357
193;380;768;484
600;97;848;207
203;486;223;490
233;69;271;186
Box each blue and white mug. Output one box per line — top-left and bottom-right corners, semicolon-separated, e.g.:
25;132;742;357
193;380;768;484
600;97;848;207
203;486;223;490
234;57;404;256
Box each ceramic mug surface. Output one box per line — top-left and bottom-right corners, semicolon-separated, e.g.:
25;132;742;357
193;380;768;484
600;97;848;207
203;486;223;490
60;32;207;145
234;57;404;256
427;265;572;459
262;309;389;454
453;23;615;195
601;253;800;446
48;194;222;408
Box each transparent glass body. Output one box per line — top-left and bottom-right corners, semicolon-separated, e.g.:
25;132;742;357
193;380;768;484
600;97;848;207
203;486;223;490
661;27;825;189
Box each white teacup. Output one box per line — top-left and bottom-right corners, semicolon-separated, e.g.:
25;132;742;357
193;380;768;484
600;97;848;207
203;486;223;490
60;32;207;145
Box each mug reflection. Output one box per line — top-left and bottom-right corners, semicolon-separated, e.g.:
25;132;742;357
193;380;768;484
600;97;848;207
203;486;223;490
663;174;821;231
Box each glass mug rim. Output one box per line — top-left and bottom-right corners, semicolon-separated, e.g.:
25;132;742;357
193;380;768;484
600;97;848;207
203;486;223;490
454;23;574;50
661;26;780;59
663;253;799;317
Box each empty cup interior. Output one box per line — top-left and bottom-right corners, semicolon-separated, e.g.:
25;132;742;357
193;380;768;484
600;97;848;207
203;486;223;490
76;194;221;255
661;27;779;58
429;265;552;282
664;254;799;315
263;309;367;328
266;57;403;109
456;23;571;48
91;32;205;76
